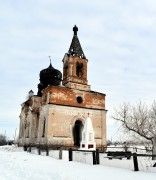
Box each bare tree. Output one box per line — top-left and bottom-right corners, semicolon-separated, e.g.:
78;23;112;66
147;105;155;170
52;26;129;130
112;101;156;157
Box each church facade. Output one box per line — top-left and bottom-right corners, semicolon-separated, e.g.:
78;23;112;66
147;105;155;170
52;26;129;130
19;26;107;149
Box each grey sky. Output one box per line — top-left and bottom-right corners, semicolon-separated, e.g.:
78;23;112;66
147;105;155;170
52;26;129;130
1;0;156;140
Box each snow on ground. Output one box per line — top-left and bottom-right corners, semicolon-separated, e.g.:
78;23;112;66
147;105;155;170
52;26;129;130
0;145;156;180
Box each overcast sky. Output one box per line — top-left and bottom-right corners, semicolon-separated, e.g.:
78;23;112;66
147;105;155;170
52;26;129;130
1;0;156;141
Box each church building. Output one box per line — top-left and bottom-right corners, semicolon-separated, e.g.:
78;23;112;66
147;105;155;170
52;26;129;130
19;26;107;149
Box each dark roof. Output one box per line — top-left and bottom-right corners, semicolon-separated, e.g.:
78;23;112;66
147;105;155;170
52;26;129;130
68;25;86;59
37;62;62;96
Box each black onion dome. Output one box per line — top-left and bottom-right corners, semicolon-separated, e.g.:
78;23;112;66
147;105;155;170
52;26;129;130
40;63;62;86
37;62;62;96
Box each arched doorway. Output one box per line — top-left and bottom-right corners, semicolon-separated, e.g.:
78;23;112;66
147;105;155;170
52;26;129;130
73;120;83;146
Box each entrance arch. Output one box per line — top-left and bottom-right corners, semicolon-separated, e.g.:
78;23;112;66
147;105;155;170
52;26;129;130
73;120;83;146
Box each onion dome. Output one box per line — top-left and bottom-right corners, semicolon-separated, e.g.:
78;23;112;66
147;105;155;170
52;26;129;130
37;61;62;96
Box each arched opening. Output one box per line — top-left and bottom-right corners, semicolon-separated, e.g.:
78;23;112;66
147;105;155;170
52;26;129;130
42;117;46;138
73;120;83;146
76;62;83;77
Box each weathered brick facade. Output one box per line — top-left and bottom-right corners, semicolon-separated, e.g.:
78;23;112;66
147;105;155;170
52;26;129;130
19;26;107;149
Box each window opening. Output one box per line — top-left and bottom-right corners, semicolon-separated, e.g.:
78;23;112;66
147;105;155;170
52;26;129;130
76;62;83;77
42;118;46;137
77;96;83;103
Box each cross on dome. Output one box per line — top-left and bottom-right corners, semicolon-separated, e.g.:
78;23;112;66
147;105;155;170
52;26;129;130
49;56;52;67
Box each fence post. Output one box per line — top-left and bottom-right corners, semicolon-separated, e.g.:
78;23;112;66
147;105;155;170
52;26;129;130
23;145;27;151
46;145;49;156
38;144;41;155
96;149;100;164
28;146;31;152
59;147;63;159
133;153;139;171
92;151;96;165
69;148;73;161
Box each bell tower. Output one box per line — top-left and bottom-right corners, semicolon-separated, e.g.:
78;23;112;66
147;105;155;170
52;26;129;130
62;25;90;91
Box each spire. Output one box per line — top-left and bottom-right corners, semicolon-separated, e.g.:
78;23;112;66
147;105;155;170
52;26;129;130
68;25;86;59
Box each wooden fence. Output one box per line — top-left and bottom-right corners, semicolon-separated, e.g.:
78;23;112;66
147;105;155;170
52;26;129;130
24;145;156;172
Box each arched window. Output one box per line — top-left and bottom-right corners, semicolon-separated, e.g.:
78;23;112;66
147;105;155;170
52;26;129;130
42;117;46;137
26;122;30;138
64;65;68;78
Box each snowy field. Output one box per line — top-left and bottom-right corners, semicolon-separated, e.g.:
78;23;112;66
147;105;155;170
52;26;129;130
0;145;156;180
